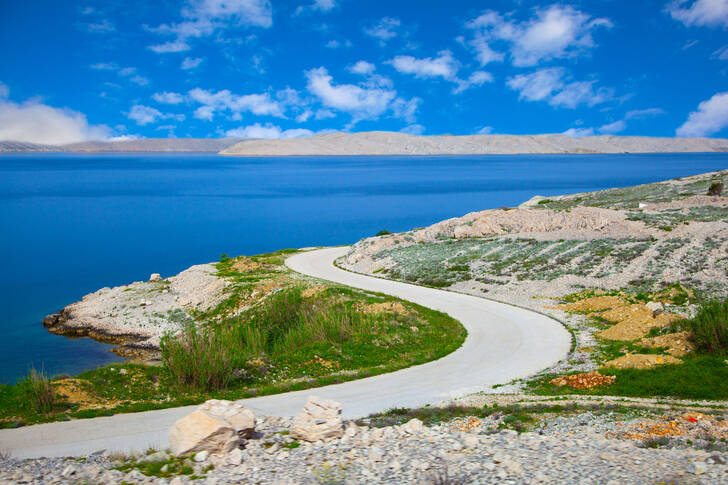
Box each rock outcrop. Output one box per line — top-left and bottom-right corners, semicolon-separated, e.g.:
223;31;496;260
290;396;344;442
169;400;256;456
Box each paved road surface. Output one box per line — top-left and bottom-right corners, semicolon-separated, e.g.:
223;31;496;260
0;247;571;459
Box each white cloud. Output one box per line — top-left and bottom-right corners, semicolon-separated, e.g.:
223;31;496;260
225;122;315;139
390;51;459;80
598;120;626;134
127;104;185;126
666;0;728;28
400;124;425;135
181;57;204;69
507;68;612;108
306;67;398;122
188;88;285;120
389;51;492;94
315;108;336;120
363;17;400;44
676;91;728;136
466;5;612;67
349;61;376;75
91;63;150;86
563;127;595;137
714;45;728;59
86;19;116;33
295;0;337;15
625;108;666;119
0;98;111;144
453;71;493;94
152;92;185;104
148;0;272;53
476;126;494;135
0;82;8;99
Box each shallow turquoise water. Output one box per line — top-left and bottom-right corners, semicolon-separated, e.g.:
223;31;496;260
1;152;726;383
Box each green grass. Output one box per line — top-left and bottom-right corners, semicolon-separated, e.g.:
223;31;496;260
0;260;466;427
680;299;728;355
22;366;55;414
532;356;728;400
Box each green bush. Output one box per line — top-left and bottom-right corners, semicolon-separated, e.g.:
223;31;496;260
376;230;392;236
683;299;728;355
160;323;248;391
23;366;55;414
707;182;724;196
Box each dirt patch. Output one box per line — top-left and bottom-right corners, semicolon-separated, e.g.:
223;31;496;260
603;354;683;370
640;331;695;357
553;296;625;313
598;311;684;341
356;301;410;315
232;257;263;272
52;379;118;410
549;372;616;389
301;285;327;298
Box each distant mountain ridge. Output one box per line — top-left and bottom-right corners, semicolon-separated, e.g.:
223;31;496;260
220;131;728;156
3;132;728;155
0;138;243;153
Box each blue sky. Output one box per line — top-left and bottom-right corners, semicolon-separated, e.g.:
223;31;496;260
0;0;727;144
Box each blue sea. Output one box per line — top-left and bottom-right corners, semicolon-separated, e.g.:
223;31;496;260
1;152;727;383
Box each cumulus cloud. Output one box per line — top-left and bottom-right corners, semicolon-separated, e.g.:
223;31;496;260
390;51;459;80
152;92;185;104
188;88;285;120
305;67;420;124
598;120;626;134
507;68;612;108
676;91;728;136
466;5;612;66
295;0;337;15
148;0;272;53
563;127;595;137
349;61;376;75
225;122;316;139
389;51;492;94
181;57;204;69
363;17;400;44
127;104;185;126
476;126;494;135
0;96;112;144
666;0;728;28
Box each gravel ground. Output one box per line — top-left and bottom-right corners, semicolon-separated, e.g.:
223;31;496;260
2;414;728;484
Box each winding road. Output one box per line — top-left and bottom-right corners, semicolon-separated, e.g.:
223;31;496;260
0;247;571;459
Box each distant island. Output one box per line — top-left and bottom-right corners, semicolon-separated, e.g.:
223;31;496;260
2;131;728;155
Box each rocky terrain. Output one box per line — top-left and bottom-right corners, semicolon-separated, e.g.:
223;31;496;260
220;131;728;156
0;138;243;153
42;264;229;358
2;397;728;484
340;170;728;378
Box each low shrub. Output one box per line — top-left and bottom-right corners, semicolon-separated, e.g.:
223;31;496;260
160;323;249;391
376;229;392;236
683;299;728;355
23;366;54;414
707;182;724;196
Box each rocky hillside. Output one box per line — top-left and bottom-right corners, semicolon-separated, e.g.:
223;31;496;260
220;131;728;156
0;138;243;152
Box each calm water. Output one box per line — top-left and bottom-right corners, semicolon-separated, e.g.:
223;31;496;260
1;152;727;383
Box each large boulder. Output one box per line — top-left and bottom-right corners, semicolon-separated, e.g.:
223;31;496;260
290;396;344;442
169;400;255;456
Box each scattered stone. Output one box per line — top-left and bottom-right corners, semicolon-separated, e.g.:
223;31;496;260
194;451;209;462
604;354;682;370
290;396;344;442
149;273;162;282
169;399;256;456
645;301;664;316
549;372;616;389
